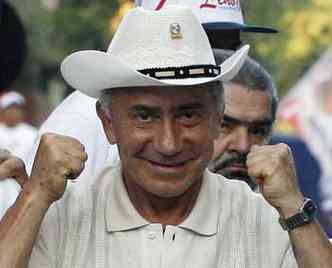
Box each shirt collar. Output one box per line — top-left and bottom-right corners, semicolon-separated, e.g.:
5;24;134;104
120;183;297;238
105;165;220;236
105;165;149;233
178;169;220;236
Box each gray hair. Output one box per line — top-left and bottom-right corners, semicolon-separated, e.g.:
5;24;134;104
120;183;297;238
99;82;224;113
213;49;279;121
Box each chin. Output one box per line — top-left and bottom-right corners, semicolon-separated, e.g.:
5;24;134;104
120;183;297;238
145;179;194;198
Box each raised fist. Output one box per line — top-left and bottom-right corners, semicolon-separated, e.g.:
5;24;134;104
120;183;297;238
0;149;28;187
247;143;304;218
29;133;88;204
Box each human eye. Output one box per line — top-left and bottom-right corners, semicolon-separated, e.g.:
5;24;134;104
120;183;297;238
249;125;270;137
178;110;202;126
220;120;232;131
135;110;153;123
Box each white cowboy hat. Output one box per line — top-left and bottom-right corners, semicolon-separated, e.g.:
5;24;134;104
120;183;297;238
135;0;277;34
61;5;249;98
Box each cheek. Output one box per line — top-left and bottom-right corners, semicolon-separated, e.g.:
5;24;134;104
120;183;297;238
212;133;229;160
185;125;216;158
116;127;152;156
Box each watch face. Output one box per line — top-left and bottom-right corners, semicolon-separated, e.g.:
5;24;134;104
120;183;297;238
303;199;317;219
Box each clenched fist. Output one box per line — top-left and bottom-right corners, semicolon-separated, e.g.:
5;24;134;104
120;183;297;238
247;143;304;218
28;133;88;204
0;149;28;187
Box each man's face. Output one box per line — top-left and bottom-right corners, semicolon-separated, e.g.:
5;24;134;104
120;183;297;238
209;83;273;187
99;85;220;198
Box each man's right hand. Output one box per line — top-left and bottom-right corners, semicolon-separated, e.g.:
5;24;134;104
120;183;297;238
28;133;88;204
0;149;28;187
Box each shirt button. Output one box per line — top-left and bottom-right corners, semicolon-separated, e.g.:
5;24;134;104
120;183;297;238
147;231;156;240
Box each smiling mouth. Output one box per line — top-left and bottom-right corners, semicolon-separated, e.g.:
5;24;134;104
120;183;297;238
147;159;188;168
146;160;189;170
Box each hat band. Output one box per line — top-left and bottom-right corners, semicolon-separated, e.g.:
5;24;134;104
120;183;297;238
138;64;221;80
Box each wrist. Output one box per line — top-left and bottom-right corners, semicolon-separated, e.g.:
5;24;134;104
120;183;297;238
277;195;304;219
278;198;317;231
21;182;55;208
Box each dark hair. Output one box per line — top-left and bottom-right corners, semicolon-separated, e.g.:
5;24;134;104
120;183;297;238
213;49;279;121
0;1;27;91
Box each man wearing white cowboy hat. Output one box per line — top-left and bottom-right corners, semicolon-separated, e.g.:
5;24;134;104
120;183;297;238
1;6;332;268
19;0;277;196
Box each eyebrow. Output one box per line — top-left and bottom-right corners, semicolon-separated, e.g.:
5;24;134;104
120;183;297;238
129;102;206;114
223;114;273;127
129;105;160;116
177;102;206;111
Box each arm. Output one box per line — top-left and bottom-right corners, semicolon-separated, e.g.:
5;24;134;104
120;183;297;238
247;144;332;268
0;134;87;268
0;185;51;267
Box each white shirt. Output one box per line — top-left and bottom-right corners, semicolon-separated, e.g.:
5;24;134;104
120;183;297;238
29;165;298;268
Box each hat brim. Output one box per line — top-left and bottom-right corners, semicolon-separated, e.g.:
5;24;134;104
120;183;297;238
203;22;278;34
61;45;249;98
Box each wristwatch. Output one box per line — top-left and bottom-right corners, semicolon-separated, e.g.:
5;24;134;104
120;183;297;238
279;198;317;231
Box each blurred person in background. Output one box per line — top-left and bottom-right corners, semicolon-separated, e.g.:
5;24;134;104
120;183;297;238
0;91;37;160
208;49;277;189
305;80;332;230
0;1;30;219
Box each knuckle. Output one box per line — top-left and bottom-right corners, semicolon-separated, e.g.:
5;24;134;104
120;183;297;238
40;133;58;150
277;143;290;154
82;152;88;162
12;157;26;170
0;149;11;162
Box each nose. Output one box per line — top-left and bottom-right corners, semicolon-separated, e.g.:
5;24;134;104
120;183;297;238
229;127;251;154
155;119;182;156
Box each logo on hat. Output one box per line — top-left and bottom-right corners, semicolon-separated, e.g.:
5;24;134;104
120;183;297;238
170;23;182;39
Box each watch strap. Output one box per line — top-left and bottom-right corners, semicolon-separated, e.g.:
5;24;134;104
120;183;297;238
279;198;316;231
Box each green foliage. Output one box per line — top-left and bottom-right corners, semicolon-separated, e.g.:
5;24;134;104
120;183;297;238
242;0;332;96
10;0;120;89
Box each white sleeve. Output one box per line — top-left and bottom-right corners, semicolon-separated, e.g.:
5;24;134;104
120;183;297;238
280;245;298;268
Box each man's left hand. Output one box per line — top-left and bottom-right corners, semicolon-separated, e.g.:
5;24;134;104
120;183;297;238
247;143;304;218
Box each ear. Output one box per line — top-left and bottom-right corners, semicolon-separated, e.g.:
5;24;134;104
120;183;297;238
96;101;118;144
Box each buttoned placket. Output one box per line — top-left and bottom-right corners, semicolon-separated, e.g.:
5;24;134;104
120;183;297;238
141;224;179;268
